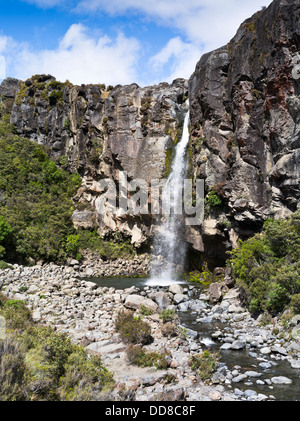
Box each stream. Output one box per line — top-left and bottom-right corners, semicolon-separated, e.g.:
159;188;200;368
89;275;300;401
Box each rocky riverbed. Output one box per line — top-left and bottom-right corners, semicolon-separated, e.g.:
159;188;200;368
0;261;299;401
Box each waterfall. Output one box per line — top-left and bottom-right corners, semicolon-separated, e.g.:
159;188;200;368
148;108;190;286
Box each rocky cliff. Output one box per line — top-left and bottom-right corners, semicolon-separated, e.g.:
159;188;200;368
188;0;300;265
0;75;188;248
0;0;299;268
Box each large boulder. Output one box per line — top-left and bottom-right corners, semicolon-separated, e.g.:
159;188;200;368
124;294;158;312
154;291;171;309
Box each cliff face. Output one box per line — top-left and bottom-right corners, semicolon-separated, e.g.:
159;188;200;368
0;0;299;267
0;76;188;247
188;0;300;265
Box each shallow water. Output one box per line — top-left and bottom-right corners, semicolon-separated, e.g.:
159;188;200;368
89;276;300;401
179;311;300;401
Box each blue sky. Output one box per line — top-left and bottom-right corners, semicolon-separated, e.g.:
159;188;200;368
0;0;272;87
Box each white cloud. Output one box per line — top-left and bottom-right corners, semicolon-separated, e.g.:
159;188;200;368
149;37;202;82
76;0;272;48
1;24;141;86
74;0;273;83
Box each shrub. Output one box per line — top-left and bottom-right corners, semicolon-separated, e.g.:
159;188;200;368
115;310;152;345
161;322;177;337
0;260;13;270
74;229;136;261
291;294;300;314
0;216;13;259
126;345;169;369
206;189;222;208
0;335;28;401
229;211;300;315
187;264;216;288
0;299;32;330
140;305;153;316
58;348;114;401
188;351;220;382
0;294;115;401
159;309;178;323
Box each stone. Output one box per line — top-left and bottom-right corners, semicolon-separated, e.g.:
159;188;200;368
291;325;300;342
209;391;222;401
232;374;247;383
260;347;271;355
85;268;94;277
173;294;188;304
271;345;288;356
289;359;300;369
180;326;198;340
257;394;268;401
169;284;183;295
289;315;300;327
69;259;80;266
259;362;272;369
234;388;244;397
82;281;97;290
154;291;171;309
188;299;207;312
177;302;189;312
27;284;39;294
245;371;262;378
32;310;41;321
271;376;293;385
244;390;257;398
124;294;158;312
220;343;232;350
208;283;223;302
231;340;246;350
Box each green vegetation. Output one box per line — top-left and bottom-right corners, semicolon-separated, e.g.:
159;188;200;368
0;297;32;330
0;216;13;259
0;293;114;401
70;229;137;261
0;115;137;264
159;309;178;324
15;77;71;109
140;305;153;316
164;148;175;178
115;310;152;345
206;189;223;208
87;137;103;164
0;261;13;270
0;116;81;263
188;351;220;382
64;118;71;131
126;345;169;370
229;211;300;315
186;263;220;289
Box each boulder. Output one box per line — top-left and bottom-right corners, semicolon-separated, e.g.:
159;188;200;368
154;291;171;309
169;284;183;295
124;294;158;312
208;283;223;303
173;293;188;304
271;376;293;385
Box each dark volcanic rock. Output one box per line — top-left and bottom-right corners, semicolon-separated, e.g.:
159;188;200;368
188;0;300;263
